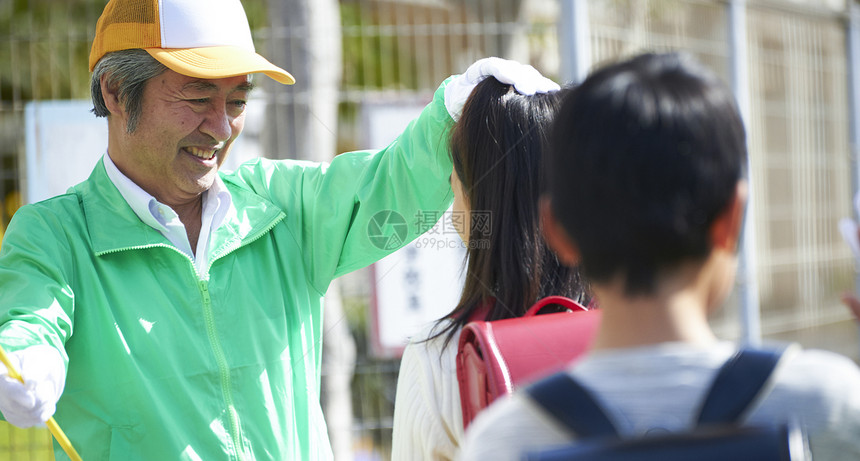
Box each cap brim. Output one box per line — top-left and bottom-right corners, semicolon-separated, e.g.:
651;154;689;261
146;46;295;85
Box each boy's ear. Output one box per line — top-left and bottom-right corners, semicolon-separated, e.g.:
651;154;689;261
710;181;749;252
540;195;581;267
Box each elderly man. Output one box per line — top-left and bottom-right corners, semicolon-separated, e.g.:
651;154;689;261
0;0;558;459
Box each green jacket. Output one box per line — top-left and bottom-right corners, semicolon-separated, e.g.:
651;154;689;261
0;82;453;460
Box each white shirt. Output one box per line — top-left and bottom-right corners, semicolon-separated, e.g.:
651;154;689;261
102;154;231;276
459;341;860;461
392;320;465;461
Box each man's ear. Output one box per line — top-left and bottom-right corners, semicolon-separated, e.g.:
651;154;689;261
540;195;581;267
709;181;748;252
100;73;124;117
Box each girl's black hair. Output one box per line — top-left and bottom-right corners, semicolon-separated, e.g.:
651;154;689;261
430;77;589;348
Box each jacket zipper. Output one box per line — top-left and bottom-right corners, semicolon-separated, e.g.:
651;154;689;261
198;279;244;461
98;213;286;460
206;214;285;274
98;244;246;459
198;213;285;460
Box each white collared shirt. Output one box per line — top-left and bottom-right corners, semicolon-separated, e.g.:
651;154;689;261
102;153;232;276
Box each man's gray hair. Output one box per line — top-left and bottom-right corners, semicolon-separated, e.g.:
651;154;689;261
91;49;168;133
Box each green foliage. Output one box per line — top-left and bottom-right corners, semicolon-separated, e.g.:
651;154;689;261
0;0;105;102
0;423;52;461
242;0;268;32
340;2;418;91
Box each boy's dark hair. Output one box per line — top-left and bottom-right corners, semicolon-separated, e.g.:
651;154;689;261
548;52;747;295
432;77;588;348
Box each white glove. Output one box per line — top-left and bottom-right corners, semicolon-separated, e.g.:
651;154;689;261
444;57;561;120
0;345;66;428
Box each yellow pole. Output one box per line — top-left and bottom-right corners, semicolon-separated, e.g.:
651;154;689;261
0;345;82;461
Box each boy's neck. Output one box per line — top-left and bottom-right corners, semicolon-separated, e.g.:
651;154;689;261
590;296;718;350
588;256;730;351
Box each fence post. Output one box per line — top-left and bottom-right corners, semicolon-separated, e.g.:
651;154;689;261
728;0;762;346
559;0;591;84
847;0;860;356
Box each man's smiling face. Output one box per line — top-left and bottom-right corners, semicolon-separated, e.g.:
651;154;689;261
113;69;253;206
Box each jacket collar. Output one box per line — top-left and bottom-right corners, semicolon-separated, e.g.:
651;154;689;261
76;159;285;257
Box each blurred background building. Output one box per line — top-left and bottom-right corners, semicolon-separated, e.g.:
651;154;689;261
1;0;858;459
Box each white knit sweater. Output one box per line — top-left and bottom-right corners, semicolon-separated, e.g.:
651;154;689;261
391;320;464;461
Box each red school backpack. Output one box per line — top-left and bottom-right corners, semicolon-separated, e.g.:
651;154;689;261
455;296;601;428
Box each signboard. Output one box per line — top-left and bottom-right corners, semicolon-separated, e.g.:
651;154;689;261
24;101;108;204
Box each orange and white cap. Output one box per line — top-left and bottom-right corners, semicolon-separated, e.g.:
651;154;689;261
89;0;295;85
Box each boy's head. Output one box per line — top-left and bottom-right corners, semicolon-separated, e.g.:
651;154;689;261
543;52;747;295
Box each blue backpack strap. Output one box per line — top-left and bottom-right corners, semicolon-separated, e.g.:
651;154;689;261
696;344;793;425
525;372;619;438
